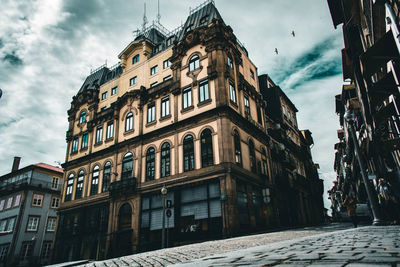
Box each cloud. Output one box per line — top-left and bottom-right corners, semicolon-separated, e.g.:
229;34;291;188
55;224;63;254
3;51;23;65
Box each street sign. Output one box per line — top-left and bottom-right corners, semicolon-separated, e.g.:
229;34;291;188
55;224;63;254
166;209;172;217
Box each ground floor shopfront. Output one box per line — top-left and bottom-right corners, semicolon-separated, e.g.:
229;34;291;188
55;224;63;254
53;168;314;263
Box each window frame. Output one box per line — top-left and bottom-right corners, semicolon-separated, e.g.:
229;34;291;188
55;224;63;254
161;96;170;118
32;193;44;207
229;82;237;103
249;140;257;173
65;173;74;201
163;59;171;69
96;125;103;143
121;153;133;180
189;55;200;72
101;91;108;100
50;196;60;209
132;54;139;64
183;135;195;172
234;130;242;166
125;112;133;132
150;65;158;75
227;53;233;68
201;129;214;168
102;161;111;192
145;147;156;181
46;217;57;232
90;165;100;196
26;216;40;232
79;111;87;124
182;87;192;109
250;69;255;79
111;86;118;96
106;121;114;139
72;136;79;153
147;102;156;123
160;142;170;178
75;170;84;199
129;76;137;86
244;94;250;117
199;80;210;103
81;131;88;149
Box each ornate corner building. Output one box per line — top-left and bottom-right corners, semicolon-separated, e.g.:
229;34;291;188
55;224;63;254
53;1;324;262
327;0;400;221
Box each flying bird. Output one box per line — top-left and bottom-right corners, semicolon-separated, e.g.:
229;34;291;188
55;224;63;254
0;88;2;99
274;48;278;55
291;30;295;37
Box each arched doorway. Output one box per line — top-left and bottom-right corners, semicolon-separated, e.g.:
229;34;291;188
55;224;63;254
116;203;133;256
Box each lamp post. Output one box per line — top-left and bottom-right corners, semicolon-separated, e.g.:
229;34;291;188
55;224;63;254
161;185;167;248
344;110;384;225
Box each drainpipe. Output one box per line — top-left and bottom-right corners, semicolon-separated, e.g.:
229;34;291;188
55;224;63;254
344;110;384;225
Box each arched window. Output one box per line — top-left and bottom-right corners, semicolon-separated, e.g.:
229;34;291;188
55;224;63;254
183;135;195;171
122;153;133;180
118;203;132;230
160;143;170;178
234;130;242;166
146;147;155;181
102;162;111;192
189;55;200;72
65;173;74;201
90;166;100;195
249;140;256;173
125;112;133;132
79;111;86;124
227;53;233;68
75;170;84;199
201;129;213;167
261;148;268;178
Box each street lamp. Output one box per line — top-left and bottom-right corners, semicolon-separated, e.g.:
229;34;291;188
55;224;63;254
344;110;384;225
161;185;167;248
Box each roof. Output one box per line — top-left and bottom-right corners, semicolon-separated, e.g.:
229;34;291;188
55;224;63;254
178;1;224;40
34;163;64;174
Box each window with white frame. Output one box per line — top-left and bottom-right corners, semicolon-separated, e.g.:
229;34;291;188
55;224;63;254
101;91;108;100
0;220;6;232
96;125;103;143
130;76;137;86
125;112;133;132
79;111;86;123
5;197;12;209
163;75;172;82
189;55;200;72
163;59;170;69
65;173;74;201
41;241;52;261
244;95;250;117
132;54;139;64
111;86;118;95
229;82;236;103
182;87;192;109
161;96;170;117
106;121;114;139
46;217;57;232
150;65;158;75
72;136;79;153
147;103;155;123
150;81;158;88
51;177;59;190
13;194;21;207
32;194;43;207
27;216;40;231
199;80;209;103
51;197;60;208
6;217;15;232
81;132;88;149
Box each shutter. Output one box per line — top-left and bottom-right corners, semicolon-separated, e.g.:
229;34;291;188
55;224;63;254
151;195;162;209
142;197;150;210
141;211;150;228
208;183;220;198
181;203;195;217
194;201;208;219
209;199;222;217
150;209;162;230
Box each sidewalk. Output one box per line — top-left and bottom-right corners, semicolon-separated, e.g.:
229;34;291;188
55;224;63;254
74;224;400;267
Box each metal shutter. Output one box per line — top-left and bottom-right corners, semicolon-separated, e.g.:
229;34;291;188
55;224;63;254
209;199;222;217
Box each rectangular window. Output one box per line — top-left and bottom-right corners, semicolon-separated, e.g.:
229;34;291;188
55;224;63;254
111;86;118;95
96;125;103;143
41;241;52;261
130;76;137;86
0;220;6;232
51;197;60;208
106;121;114;139
150;65;158;75
163;75;172;82
0;244;9;262
13;194;21;207
5;197;13;209
150;81;158;87
72;136;79;153
161;96;170;118
20;242;33;261
101;91;108;100
81;132;88;149
46;217;57;232
132;54;139;64
199;80;210;103
257;106;262;124
51;177;59;190
182;87;192;109
147;103;156;123
0;199;4;211
27;216;40;231
244;95;250;117
6;217;15;232
229;82;236;103
32;194;43;207
250;69;255;79
163;59;170;69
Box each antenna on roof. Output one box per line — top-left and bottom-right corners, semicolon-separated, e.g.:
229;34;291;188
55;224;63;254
142;2;148;32
157;0;161;24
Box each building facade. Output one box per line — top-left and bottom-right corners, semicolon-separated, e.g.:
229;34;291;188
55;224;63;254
327;0;400;221
54;1;323;262
0;157;63;267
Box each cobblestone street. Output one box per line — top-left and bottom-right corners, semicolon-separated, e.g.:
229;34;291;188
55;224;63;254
66;223;399;267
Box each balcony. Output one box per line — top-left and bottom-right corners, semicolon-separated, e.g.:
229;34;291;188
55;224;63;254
109;178;137;196
281;152;297;171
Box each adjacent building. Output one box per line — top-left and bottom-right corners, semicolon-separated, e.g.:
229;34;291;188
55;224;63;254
53;0;323;262
327;0;400;222
0;157;63;267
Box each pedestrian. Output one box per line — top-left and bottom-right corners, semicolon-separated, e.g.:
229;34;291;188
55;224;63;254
343;194;357;228
376;178;399;225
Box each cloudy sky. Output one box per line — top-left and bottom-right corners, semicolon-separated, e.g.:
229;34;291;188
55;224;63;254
0;0;342;209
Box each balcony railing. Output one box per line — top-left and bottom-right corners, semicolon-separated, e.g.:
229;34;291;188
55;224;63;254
0;177;62;194
109;178;137;196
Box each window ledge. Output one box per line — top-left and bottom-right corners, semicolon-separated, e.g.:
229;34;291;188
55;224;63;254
105;137;114;143
146;121;157;127
181;105;194;114
80;147;88;152
94;141;103;147
197;99;212;108
123;129;135;136
70;151;78;155
230;100;238;108
159;114;172;122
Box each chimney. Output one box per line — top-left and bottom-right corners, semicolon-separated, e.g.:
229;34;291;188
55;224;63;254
12;157;21;172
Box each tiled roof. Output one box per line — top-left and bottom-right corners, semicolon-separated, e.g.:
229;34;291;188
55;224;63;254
34;163;63;174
